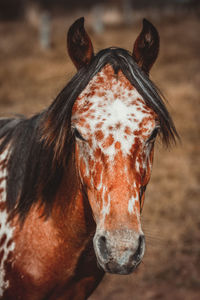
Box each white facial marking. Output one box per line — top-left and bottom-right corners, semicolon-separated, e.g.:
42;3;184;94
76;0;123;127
128;196;136;214
73;68;154;162
0;149;15;296
135;158;140;172
135;208;142;233
128;182;138;214
73;65;156;226
102;192;111;224
97;170;103;191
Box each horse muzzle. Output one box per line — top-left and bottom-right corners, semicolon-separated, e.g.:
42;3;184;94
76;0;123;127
93;229;145;275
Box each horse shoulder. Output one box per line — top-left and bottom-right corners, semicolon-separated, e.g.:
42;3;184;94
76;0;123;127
1;205;103;299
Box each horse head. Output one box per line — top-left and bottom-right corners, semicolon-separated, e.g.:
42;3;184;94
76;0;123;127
67;18;160;274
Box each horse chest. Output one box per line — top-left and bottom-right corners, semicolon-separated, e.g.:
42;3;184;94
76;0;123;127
0;206;101;299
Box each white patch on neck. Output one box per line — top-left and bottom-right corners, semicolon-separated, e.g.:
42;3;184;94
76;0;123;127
0;149;15;296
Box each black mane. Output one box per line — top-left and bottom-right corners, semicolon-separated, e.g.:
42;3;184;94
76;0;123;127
0;48;178;221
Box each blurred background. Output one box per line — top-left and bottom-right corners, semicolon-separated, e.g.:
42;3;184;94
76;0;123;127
0;0;199;299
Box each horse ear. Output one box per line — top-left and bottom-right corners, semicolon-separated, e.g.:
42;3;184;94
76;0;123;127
67;17;94;70
132;19;159;74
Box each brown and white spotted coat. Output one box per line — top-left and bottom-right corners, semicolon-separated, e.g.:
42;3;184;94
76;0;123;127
0;149;15;296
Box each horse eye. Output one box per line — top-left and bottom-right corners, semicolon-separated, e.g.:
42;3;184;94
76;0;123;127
146;127;159;144
74;128;86;141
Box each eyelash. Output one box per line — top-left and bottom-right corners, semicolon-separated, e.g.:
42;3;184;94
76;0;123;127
146;127;159;144
74;128;86;141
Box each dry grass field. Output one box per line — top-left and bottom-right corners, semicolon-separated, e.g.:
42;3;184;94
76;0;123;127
0;12;199;300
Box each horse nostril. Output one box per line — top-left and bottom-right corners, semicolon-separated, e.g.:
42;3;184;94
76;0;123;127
98;235;109;260
132;235;145;262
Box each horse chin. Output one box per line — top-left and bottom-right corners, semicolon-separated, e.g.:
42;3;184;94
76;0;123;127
96;257;142;275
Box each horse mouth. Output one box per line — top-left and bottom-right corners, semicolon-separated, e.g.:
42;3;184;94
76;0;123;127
96;257;142;275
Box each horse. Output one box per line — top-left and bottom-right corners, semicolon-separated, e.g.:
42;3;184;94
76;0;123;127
0;17;178;299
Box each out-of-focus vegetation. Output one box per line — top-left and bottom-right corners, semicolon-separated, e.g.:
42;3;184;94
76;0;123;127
0;0;199;20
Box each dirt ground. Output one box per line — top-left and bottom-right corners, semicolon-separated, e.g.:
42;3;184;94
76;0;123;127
0;12;199;300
